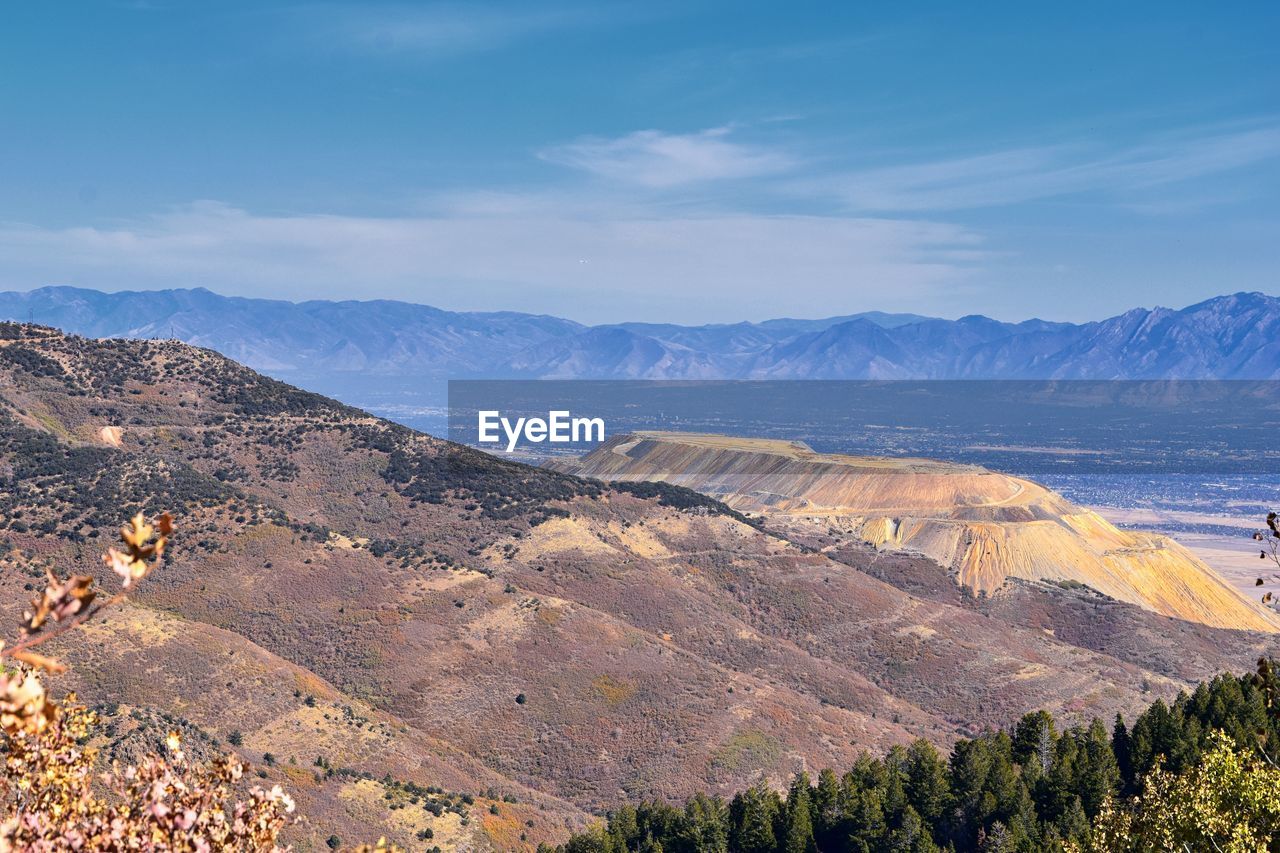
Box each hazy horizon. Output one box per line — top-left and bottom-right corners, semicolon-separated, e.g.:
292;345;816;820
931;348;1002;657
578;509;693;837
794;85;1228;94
7;282;1277;329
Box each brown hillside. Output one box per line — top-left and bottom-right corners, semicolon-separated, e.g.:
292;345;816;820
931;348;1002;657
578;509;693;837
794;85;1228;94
0;325;1275;847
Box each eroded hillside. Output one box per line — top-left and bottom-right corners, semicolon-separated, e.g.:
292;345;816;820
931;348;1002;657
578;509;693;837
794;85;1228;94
554;432;1280;633
0;325;1275;848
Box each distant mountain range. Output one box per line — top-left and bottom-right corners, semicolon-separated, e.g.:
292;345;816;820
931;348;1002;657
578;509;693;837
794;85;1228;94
2;286;1278;385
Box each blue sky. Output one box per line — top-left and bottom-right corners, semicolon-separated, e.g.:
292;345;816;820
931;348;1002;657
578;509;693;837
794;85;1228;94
0;1;1277;324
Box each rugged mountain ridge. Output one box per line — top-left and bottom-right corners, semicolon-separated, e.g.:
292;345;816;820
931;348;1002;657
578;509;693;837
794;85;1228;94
2;287;1279;386
0;325;1276;848
553;432;1280;633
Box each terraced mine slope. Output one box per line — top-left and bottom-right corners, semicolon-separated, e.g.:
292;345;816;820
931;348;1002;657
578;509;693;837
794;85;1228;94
555;432;1280;633
0;326;1275;849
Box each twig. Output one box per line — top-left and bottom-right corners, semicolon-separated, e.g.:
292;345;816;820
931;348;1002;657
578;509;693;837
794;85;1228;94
1;590;129;658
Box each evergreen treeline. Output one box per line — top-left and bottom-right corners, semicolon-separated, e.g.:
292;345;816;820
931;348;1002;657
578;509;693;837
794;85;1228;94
546;663;1280;852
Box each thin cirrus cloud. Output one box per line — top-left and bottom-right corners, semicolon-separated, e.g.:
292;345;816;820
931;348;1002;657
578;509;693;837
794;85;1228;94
6;119;1269;322
536;120;1280;213
0;201;984;324
301;2;634;57
540;126;799;188
815;123;1280;212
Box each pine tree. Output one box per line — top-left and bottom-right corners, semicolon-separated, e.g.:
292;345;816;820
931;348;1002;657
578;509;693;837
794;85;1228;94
904;738;950;829
562;827;610;853
1056;796;1090;846
784;773;817;853
982;821;1016;853
680;793;729;853
1129;698;1183;779
608;804;639;851
947;732;1020;844
1077;719;1119;817
635;801;683;847
1111;714;1134;796
813;767;844;850
846;780;888;851
1012;710;1056;773
888;805;938;852
732;784;779;853
637;835;663;853
882;746;910;822
1043;728;1079;821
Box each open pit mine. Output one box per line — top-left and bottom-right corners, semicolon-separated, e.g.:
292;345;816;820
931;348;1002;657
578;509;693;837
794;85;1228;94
552;432;1280;633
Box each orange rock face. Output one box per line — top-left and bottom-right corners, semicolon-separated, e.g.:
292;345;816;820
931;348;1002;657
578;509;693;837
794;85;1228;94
558;432;1280;633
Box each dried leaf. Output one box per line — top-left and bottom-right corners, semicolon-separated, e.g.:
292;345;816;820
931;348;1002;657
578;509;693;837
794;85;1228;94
108;512;172;588
105;548;147;588
0;670;56;736
23;571;96;633
120;512;153;550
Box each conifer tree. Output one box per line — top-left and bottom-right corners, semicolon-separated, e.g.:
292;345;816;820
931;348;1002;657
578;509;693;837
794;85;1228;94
679;792;729;853
1012;710;1056;773
904;738;950;830
813;767;844;850
783;773;817;853
889;805;938;853
1111;714;1134;796
731;783;779;853
608;804;639;851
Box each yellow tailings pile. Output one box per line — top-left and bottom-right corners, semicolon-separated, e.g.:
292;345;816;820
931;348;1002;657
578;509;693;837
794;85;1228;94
555;432;1280;633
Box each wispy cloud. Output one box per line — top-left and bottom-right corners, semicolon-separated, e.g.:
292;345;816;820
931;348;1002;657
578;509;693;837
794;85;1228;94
536;119;1280;212
540;126;798;188
812;123;1280;212
0;201;984;323
8;116;1271;323
298;2;612;57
